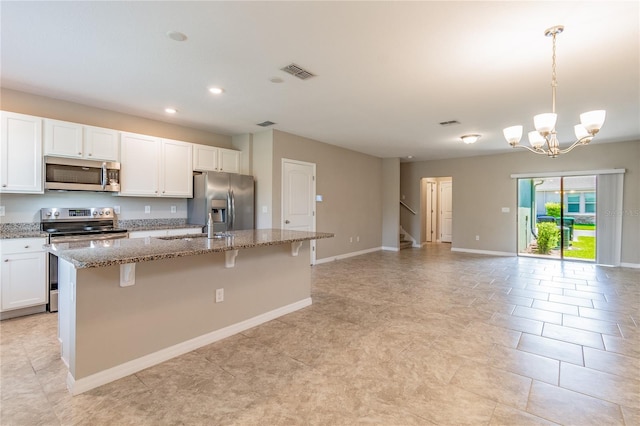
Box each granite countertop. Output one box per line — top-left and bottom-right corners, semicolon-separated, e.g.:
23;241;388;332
0;223;48;240
0;221;203;239
0;231;49;239
48;229;334;269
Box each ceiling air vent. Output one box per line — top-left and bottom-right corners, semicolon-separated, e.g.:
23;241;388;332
281;63;316;80
439;120;460;126
257;121;276;127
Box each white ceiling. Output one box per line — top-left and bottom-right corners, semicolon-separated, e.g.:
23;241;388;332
2;1;638;161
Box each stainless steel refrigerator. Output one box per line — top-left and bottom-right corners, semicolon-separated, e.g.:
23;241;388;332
187;172;255;233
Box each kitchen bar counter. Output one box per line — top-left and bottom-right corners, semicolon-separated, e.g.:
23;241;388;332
48;229;334;268
55;228;333;395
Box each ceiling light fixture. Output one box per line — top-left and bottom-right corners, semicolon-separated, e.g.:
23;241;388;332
164;107;177;114
209;87;223;95
461;134;480;144
503;25;605;158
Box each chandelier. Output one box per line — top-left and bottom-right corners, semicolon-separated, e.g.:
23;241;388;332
503;25;606;158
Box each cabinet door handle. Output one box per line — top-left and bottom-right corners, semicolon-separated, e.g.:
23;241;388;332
78;152;82;155
24;245;29;249
4;259;8;262
88;153;92;156
2;184;6;187
285;220;290;224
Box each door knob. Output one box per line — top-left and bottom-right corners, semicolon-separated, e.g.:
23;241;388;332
285;220;290;224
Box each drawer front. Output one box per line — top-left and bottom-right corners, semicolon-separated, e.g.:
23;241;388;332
0;238;47;254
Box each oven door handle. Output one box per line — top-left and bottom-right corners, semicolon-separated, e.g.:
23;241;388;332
50;233;129;243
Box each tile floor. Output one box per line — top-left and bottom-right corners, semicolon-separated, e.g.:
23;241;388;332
1;244;639;425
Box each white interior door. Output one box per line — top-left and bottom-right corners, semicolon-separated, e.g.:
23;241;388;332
439;180;453;243
282;159;316;262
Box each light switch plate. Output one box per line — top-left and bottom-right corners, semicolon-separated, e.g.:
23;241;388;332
144;206;151;214
0;206;5;217
501;207;510;213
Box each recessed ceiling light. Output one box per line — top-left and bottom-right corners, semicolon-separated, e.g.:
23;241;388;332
167;31;187;42
209;87;224;95
164;107;178;114
270;77;284;84
407;155;414;159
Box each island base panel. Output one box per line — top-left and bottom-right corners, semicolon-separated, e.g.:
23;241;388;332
65;242;311;382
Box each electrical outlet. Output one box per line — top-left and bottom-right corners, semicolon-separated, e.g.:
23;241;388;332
476;235;480;241
170;205;177;214
215;288;224;303
349;237;353;243
356;236;360;242
0;206;5;217
144;206;151;214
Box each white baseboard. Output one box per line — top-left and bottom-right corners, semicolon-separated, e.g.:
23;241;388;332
451;247;517;257
381;246;399;252
315;247;382;264
67;297;312;395
620;262;640;269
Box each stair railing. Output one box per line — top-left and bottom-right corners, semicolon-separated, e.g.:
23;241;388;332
400;200;417;215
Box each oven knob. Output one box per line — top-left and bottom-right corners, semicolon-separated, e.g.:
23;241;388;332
54;211;60;217
46;211;52;217
104;210;111;216
93;211;98;216
99;211;104;215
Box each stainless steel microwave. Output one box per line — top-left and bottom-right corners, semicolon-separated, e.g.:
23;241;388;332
45;156;121;192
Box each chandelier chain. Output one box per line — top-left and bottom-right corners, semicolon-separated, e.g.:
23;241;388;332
551;31;557;114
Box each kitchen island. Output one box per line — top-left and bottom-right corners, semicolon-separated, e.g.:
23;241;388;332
48;229;333;395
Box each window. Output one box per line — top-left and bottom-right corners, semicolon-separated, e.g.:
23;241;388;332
567;194;580;213
584;192;596;213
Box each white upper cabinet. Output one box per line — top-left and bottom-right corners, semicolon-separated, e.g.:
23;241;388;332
83;125;119;161
119;132;161;196
0;111;43;193
44;119;83;158
193;144;218;171
219;148;241;173
44;119;119;161
160;138;193;197
120;132;192;198
193;144;241;174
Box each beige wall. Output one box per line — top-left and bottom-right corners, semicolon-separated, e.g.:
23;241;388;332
271;130;383;260
400;140;640;265
252;130;274;229
1;88;232;147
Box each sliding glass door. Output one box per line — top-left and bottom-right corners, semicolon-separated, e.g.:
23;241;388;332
517;175;596;261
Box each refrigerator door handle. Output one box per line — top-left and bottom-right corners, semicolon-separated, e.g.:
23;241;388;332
229;189;235;230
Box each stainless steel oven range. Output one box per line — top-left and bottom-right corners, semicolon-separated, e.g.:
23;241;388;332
41;207;128;312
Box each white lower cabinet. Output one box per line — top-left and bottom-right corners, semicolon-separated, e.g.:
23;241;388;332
0;238;47;312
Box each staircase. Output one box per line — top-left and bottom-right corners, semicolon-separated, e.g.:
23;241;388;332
399;233;413;250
